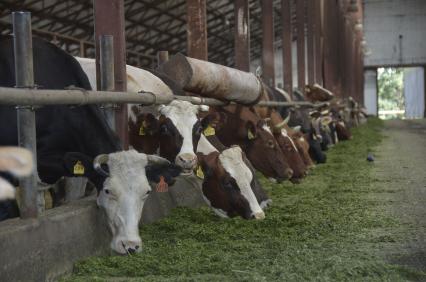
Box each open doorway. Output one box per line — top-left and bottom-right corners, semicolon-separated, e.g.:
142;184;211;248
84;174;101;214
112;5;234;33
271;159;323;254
378;67;425;119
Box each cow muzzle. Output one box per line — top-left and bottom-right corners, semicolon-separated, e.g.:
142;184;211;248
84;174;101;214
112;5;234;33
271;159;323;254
252;211;266;220
175;153;197;175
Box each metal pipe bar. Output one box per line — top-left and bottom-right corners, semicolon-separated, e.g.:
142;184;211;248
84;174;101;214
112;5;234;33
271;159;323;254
99;35;115;130
0;87;326;109
0;87;172;106
12;11;39;219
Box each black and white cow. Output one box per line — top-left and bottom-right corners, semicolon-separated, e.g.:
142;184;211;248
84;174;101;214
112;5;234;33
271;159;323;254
0;36;180;254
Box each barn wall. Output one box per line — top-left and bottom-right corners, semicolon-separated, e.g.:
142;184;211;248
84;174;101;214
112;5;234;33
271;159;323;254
363;0;426;67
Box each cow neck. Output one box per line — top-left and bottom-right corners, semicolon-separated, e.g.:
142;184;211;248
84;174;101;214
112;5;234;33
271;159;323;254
204;134;228;153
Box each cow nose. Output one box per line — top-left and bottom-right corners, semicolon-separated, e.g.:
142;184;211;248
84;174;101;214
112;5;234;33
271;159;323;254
128;247;136;254
253;211;265;220
285;168;293;179
176;153;197;165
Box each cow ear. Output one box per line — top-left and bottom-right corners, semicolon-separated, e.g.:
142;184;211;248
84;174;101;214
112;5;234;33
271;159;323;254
146;163;182;186
63;152;95;177
240;121;257;140
200;112;227;130
196;152;216;179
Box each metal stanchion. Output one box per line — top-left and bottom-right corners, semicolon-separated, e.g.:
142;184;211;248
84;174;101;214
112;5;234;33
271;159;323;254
99;35;115;130
13;11;39;218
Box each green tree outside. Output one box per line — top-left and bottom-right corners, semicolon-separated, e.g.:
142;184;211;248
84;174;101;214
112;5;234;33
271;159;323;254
378;68;405;118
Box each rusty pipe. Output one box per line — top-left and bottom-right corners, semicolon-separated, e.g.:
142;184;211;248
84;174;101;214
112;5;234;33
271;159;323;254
159;53;262;105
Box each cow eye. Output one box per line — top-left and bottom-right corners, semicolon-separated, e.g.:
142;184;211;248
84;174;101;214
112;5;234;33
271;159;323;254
146;190;151;195
104;189;110;194
267;140;275;148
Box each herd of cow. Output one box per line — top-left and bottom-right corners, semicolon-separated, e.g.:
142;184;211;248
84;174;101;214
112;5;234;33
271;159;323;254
0;36;366;254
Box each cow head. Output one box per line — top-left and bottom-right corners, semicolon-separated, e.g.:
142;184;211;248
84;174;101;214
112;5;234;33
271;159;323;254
306;130;327;164
196;139;265;220
63;150;180;255
157;100;206;174
291;129;315;169
214;106;293;182
128;107;159;154
0;147;33;200
335;121;352;141
270;112;307;181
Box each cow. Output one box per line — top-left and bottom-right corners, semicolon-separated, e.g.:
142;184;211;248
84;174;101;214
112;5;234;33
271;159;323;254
0;147;33;200
272;87;327;164
255;85;309;181
196;133;267;219
0;36;180;254
77;57;201;174
128;101;271;219
77;58;272;219
211;105;293;182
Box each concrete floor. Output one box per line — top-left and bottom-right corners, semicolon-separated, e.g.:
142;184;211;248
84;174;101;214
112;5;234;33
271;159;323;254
373;119;426;272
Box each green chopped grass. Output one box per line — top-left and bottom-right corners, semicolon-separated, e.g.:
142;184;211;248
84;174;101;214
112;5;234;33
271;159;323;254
64;118;425;281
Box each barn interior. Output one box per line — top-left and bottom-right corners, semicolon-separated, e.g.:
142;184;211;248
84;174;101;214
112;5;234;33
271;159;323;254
0;0;425;281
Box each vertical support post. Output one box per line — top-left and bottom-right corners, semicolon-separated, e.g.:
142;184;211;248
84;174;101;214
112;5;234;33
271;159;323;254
12;12;38;218
314;0;323;85
281;0;293;97
99;35;115;130
94;0;128;148
296;0;306;92
157;51;169;67
306;0;315;85
186;0;208;60
234;0;250;71
79;41;85;57
261;0;275;87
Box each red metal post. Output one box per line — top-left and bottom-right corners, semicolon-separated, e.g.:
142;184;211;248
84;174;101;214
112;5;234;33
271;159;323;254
296;0;306;92
261;0;275;87
187;0;208;60
306;0;315;85
94;0;128;149
314;0;323;85
281;0;293;97
234;0;250;71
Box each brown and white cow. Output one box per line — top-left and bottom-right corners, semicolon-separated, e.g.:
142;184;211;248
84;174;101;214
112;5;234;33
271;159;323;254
211;105;293;182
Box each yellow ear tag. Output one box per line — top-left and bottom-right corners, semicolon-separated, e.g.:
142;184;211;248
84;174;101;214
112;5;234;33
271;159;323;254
196;165;204;179
248;129;255;140
139;124;146;136
73;161;85;175
203;125;215;136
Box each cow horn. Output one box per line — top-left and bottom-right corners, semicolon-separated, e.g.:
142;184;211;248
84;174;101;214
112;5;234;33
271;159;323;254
147;155;171;165
273;112;291;130
292;125;301;132
93;154;110;177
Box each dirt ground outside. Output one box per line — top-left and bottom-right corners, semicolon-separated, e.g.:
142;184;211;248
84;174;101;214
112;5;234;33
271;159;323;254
374;119;426;274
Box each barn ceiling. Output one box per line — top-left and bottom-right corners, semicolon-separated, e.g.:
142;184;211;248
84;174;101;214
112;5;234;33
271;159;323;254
0;0;299;68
